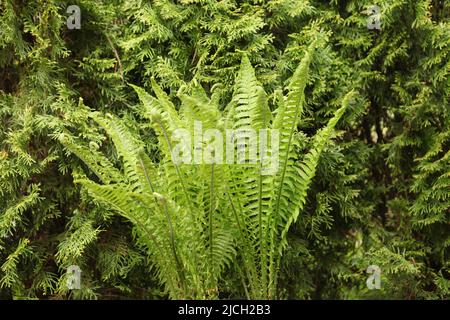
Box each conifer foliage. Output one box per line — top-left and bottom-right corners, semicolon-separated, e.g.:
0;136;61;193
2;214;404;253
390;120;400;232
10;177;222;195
0;0;448;299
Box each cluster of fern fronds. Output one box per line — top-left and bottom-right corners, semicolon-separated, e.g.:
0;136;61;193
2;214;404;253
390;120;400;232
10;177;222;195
0;0;448;299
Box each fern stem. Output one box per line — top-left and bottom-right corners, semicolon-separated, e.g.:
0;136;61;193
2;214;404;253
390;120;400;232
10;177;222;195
209;163;215;268
138;153;156;193
258;162;267;297
155;118;196;217
163;201;187;296
226;177;260;298
137;153;187;295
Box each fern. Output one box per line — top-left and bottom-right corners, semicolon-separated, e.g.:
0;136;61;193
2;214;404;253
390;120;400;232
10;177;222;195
59;41;352;299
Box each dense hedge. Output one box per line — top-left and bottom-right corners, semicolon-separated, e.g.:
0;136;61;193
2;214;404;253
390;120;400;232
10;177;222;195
0;0;448;299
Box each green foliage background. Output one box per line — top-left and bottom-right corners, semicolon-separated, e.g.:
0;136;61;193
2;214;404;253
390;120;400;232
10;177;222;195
0;0;448;299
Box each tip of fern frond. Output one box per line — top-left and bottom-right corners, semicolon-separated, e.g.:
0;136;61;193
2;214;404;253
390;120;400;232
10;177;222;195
153;192;166;204
148;110;162;123
342;90;357;107
58;132;68;143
